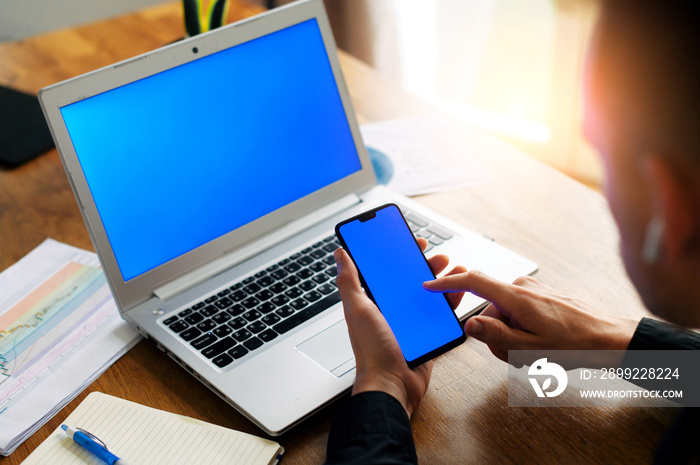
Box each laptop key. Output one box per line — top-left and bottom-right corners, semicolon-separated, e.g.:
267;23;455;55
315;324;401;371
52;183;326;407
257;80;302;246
262;313;281;325
310;250;325;259
271;294;290;306
317;283;335;295
322;255;336;265
168;320;188;333
233;329;252;342
228;345;249;359
298;268;314;280
275;305;294;318
255;270;267;278
325;266;337;277
192;302;206;310
212;312;232;324
241;297;260;309
205;295;218;304
231;290;247;301
227;304;245;316
322;244;336;253
213;353;234;368
228;316;247;330
290;252;302;260
243;283;261;294
163;316;178;325
247;321;266;334
269;282;287;293
259;329;278;342
191;332;217;349
273;292;341;334
285;287;302;299
427;225;454;240
305;290;322;303
179;327;202;341
213;325;233;337
283;262;301;273
310;262;327;272
312;241;324;248
255;289;273;301
290;298;309;310
259;302;276;314
271;269;288;280
243;337;264;351
217;288;231;297
297;255;313;266
197;319;216;332
266;264;279;272
243;276;255;284
185;313;204;325
201;336;237;358
323;236;335;242
243;310;262;322
178;308;193;317
258;275;274;287
312;274;329;284
282;275;300;286
214;297;233;309
404;212;429;227
229;282;243;291
200;305;218;317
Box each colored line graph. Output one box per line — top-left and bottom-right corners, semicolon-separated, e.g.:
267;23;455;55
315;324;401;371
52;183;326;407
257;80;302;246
0;260;113;406
0;239;141;456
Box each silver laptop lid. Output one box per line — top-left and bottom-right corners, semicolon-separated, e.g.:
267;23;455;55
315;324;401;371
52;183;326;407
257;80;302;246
39;0;375;311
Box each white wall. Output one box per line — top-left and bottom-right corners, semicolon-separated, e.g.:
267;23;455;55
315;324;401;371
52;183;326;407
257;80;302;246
0;0;173;41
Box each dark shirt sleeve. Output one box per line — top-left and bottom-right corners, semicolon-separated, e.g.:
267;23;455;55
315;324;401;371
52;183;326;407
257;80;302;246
624;317;700;465
325;391;418;465
627;317;700;350
623;317;700;396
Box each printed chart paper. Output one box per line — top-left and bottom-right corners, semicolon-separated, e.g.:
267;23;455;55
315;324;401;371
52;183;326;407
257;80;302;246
0;239;141;455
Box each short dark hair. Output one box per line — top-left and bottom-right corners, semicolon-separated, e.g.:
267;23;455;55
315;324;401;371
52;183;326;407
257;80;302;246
592;0;700;161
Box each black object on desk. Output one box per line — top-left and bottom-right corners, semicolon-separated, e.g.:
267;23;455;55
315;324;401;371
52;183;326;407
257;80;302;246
0;86;54;168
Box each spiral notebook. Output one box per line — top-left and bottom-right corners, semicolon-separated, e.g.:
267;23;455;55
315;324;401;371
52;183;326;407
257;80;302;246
21;392;283;465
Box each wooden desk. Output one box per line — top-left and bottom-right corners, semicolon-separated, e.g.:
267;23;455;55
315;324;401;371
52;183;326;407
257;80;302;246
0;3;675;463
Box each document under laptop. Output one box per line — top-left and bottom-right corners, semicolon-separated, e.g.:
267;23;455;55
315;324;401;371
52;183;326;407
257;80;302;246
39;0;537;435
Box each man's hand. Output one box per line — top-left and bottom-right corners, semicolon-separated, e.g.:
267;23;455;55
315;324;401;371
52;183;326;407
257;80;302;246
334;239;465;417
424;271;640;369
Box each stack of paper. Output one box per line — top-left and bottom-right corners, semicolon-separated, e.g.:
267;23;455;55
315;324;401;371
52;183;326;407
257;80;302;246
0;239;141;456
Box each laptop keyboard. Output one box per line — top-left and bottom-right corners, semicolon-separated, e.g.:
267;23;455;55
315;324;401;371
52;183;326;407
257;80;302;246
160;209;453;369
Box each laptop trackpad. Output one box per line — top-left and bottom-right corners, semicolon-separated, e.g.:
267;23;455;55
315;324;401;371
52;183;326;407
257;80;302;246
296;320;355;378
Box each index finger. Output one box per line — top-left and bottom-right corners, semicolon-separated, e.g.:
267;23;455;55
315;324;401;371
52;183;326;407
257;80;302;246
424;270;521;318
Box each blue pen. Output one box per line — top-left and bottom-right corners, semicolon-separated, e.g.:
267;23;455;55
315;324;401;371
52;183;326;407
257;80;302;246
61;425;130;465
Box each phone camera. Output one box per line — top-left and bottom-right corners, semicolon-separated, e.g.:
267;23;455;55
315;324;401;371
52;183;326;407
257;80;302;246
192;47;199;54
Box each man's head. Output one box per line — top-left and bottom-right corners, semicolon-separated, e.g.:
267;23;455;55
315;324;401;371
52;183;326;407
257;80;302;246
583;0;700;326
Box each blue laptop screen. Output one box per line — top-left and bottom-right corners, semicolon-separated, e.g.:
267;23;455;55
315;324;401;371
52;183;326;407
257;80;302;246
60;19;362;281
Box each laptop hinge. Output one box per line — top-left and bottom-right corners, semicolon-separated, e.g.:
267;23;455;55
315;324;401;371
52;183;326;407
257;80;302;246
153;193;361;302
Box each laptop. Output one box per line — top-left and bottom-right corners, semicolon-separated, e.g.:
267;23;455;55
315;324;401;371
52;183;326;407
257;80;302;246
39;0;537;435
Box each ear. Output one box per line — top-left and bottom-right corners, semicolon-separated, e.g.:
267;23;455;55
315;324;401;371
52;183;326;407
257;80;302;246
642;155;698;261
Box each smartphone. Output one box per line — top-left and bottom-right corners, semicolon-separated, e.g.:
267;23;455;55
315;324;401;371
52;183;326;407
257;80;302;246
335;203;466;368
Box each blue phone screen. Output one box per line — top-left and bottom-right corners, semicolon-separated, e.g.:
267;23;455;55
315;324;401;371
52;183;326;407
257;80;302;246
337;204;464;363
